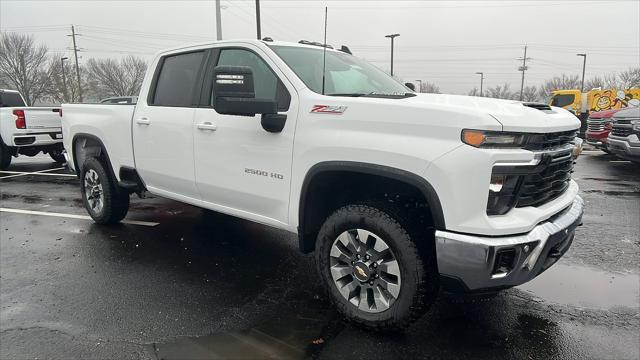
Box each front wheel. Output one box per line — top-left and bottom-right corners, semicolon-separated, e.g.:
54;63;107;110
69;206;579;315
315;204;438;331
80;157;130;224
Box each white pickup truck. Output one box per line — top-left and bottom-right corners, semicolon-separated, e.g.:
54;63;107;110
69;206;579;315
0;89;65;170
62;40;584;331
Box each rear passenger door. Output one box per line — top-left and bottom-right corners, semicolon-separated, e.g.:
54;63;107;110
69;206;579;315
132;50;208;200
192;46;297;226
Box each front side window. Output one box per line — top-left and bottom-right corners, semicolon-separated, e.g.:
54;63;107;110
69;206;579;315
214;49;290;111
551;94;575;108
152;51;205;107
270;45;411;97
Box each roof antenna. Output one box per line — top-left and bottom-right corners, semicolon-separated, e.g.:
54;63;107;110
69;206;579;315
321;6;328;95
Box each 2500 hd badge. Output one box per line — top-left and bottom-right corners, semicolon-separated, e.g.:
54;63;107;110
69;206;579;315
245;168;284;180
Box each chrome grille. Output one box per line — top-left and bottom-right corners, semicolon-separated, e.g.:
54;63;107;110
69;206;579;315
587;119;606;131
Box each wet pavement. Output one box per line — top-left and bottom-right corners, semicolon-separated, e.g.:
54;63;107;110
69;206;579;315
0;151;638;360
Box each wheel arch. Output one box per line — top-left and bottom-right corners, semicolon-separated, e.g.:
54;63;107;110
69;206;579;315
297;161;445;253
71;133;116;179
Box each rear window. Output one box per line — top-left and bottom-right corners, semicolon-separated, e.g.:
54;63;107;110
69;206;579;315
0;92;26;107
151;51;205;107
551;94;575;108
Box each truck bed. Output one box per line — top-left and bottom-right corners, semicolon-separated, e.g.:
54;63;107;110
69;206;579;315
61;103;136;178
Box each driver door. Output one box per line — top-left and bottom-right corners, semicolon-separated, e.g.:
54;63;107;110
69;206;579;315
192;46;297;226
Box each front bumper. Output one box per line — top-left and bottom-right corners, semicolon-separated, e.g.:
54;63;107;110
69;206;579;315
607;135;640;158
435;195;584;293
585;130;609;147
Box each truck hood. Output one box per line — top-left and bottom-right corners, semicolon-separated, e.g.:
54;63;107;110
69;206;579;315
406;93;580;133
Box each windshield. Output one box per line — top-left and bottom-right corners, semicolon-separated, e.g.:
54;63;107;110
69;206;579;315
551;94;575;108
0;92;26;107
270;45;412;97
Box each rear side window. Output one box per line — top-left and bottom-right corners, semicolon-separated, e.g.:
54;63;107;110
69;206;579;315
152;51;205;107
0;92;26;107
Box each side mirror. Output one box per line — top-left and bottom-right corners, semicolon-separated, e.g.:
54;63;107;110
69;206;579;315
405;82;416;91
213;65;277;116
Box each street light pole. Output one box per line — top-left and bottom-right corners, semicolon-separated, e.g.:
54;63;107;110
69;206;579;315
385;33;400;77
255;0;262;39
60;57;69;102
475;72;484;97
577;53;587;93
215;0;223;40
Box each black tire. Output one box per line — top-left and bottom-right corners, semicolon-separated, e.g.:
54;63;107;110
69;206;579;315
49;149;66;164
80;157;130;224
315;204;438;331
0;144;11;170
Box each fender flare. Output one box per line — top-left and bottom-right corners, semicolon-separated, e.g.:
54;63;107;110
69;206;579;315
71;133;116;179
298;161;446;253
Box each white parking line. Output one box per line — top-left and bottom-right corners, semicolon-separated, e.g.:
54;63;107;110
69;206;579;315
0;171;77;178
0;167;69;180
0;208;159;227
609;160;632;163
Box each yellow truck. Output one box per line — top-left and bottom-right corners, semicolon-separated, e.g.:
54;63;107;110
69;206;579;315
549;88;640;137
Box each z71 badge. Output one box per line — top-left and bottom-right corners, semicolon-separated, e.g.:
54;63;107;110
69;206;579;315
310;105;347;114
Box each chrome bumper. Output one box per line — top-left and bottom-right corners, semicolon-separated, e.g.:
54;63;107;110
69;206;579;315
435;196;584;293
608;135;640;157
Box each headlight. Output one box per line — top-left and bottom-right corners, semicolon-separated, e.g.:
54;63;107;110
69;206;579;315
632;120;640;132
461;129;526;148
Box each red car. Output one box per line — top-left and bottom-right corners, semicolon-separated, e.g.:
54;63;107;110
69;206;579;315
585;108;623;152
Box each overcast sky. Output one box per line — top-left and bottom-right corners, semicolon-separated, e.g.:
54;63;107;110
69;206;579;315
1;0;638;94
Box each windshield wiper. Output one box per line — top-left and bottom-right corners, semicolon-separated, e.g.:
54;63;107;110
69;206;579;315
326;93;367;97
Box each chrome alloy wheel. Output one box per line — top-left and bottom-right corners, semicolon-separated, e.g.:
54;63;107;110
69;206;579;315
329;229;402;313
84;169;104;214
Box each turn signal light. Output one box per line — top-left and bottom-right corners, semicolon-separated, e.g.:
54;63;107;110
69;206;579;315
13;109;26;129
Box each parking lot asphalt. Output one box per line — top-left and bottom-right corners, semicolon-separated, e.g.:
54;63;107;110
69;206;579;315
1;151;638;360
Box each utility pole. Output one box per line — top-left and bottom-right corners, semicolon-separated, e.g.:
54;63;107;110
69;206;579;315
60;57;69;102
68;25;83;102
517;44;531;101
255;0;262;39
215;0;223;40
475;72;484;97
577;53;587;92
385;33;400;77
415;79;423;93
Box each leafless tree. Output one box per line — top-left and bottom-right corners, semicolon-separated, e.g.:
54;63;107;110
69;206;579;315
0;32;51;105
485;83;515;100
521;86;539;102
85;56;147;99
538;74;580;99
467;87;481;97
617;67;640;89
419;81;440;94
42;55;84;103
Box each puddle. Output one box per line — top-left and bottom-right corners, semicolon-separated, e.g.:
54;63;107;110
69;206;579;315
517;264;640;310
153;300;341;360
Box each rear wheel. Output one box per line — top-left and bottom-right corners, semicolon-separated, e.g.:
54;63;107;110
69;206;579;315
80;157;130;224
49;149;66;164
0;144;11;170
315;204;438;331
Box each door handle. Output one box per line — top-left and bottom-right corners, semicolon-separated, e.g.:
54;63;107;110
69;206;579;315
136;117;151;125
197;122;217;131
